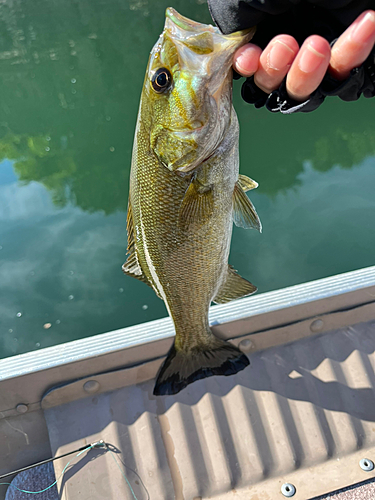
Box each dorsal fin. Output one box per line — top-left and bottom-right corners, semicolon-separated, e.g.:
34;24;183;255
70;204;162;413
213;265;257;304
125;201;135;253
233;181;262;232
122;202;161;297
122;202;146;279
122;252;143;277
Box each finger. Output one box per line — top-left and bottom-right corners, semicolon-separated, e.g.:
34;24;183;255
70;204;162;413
233;44;262;77
286;36;331;101
253;35;299;93
329;10;375;80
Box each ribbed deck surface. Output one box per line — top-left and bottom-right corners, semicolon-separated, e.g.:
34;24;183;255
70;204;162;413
44;320;375;500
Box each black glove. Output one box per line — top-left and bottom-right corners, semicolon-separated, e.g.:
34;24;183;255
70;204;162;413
208;0;375;113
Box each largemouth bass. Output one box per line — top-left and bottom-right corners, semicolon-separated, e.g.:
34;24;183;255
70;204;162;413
123;8;261;396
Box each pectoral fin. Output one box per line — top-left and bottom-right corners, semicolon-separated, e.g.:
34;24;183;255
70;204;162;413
123;202;161;298
179;179;214;230
233;181;262;232
213;265;257;304
238;174;258;192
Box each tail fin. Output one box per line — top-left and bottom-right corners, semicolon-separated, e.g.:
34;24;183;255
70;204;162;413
153;338;249;396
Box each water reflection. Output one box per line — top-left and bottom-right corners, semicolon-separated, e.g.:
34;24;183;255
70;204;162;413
235;92;375;196
0;0;374;358
311;129;375;172
231;157;375;296
0;172;159;357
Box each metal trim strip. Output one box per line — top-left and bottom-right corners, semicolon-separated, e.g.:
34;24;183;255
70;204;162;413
1;265;374;382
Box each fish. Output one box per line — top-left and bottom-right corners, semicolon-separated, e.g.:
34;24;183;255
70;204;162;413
123;8;261;396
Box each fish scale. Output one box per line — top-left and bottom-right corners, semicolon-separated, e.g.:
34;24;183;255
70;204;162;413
123;8;261;396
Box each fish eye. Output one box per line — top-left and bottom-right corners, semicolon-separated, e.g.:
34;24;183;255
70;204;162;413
151;68;172;93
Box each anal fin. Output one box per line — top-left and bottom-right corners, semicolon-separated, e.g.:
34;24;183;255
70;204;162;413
233;181;262;232
213;265;257;304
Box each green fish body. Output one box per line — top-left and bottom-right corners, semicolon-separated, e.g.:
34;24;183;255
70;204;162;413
124;8;261;395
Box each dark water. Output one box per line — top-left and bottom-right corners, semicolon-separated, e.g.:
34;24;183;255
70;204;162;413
0;0;374;359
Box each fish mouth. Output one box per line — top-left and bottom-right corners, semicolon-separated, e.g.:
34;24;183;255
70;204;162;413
166;7;218;34
165;7;256;42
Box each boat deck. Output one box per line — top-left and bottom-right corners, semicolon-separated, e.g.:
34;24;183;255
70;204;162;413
1;266;375;499
44;319;375;500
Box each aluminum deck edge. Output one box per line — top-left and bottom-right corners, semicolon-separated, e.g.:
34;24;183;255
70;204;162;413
1;265;374;385
1;266;375;500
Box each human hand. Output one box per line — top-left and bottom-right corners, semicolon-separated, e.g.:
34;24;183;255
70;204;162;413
233;10;375;102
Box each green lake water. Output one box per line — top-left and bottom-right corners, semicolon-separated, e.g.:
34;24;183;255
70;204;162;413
0;0;374;359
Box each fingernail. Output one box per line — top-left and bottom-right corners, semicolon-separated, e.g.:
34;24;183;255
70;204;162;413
268;40;295;70
234;46;259;76
234;54;248;74
298;41;326;73
350;11;375;44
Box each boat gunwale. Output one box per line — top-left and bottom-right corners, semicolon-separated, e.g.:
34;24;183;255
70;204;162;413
0;265;374;385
